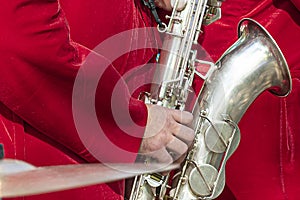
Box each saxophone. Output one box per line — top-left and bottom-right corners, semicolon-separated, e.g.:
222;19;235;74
129;0;292;199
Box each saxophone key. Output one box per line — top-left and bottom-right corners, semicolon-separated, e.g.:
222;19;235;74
188;164;218;197
204;121;234;153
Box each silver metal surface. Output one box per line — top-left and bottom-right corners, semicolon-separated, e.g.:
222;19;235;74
0;159;35;175
131;1;291;199
189;164;218;196
150;0;223;109
0;159;179;198
204;121;233;153
171;18;291;200
130;0;224;199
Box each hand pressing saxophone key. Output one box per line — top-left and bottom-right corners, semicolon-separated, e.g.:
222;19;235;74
138;104;194;163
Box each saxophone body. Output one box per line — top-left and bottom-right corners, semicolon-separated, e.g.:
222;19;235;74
147;0;222;109
170;18;292;200
131;1;223;199
130;0;292;199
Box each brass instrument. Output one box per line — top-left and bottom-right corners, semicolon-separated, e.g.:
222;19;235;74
129;0;292;199
168;18;291;200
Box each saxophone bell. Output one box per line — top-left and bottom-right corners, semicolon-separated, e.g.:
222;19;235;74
128;1;291;198
172;18;292;200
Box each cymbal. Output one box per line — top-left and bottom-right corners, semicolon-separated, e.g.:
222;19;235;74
0;159;36;174
0;159;179;198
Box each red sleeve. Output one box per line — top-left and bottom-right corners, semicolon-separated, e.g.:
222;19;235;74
291;0;300;10
0;0;148;163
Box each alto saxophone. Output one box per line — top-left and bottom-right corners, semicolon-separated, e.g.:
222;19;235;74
130;0;292;199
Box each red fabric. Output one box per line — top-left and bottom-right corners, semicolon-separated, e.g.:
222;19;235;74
0;0;299;200
200;1;300;199
0;0;151;199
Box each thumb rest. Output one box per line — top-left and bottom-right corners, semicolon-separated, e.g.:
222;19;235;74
130;0;292;199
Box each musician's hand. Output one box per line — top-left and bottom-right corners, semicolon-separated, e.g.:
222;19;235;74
139;104;194;163
154;0;187;11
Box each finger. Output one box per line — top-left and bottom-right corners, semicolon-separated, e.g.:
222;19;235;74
175;153;187;163
166;137;188;161
170;109;193;125
139;129;173;155
155;0;187;11
171;122;195;144
170;0;187;11
154;0;173;11
150;148;173;164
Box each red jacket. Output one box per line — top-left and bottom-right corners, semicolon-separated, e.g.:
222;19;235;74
0;0;153;199
1;0;300;199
